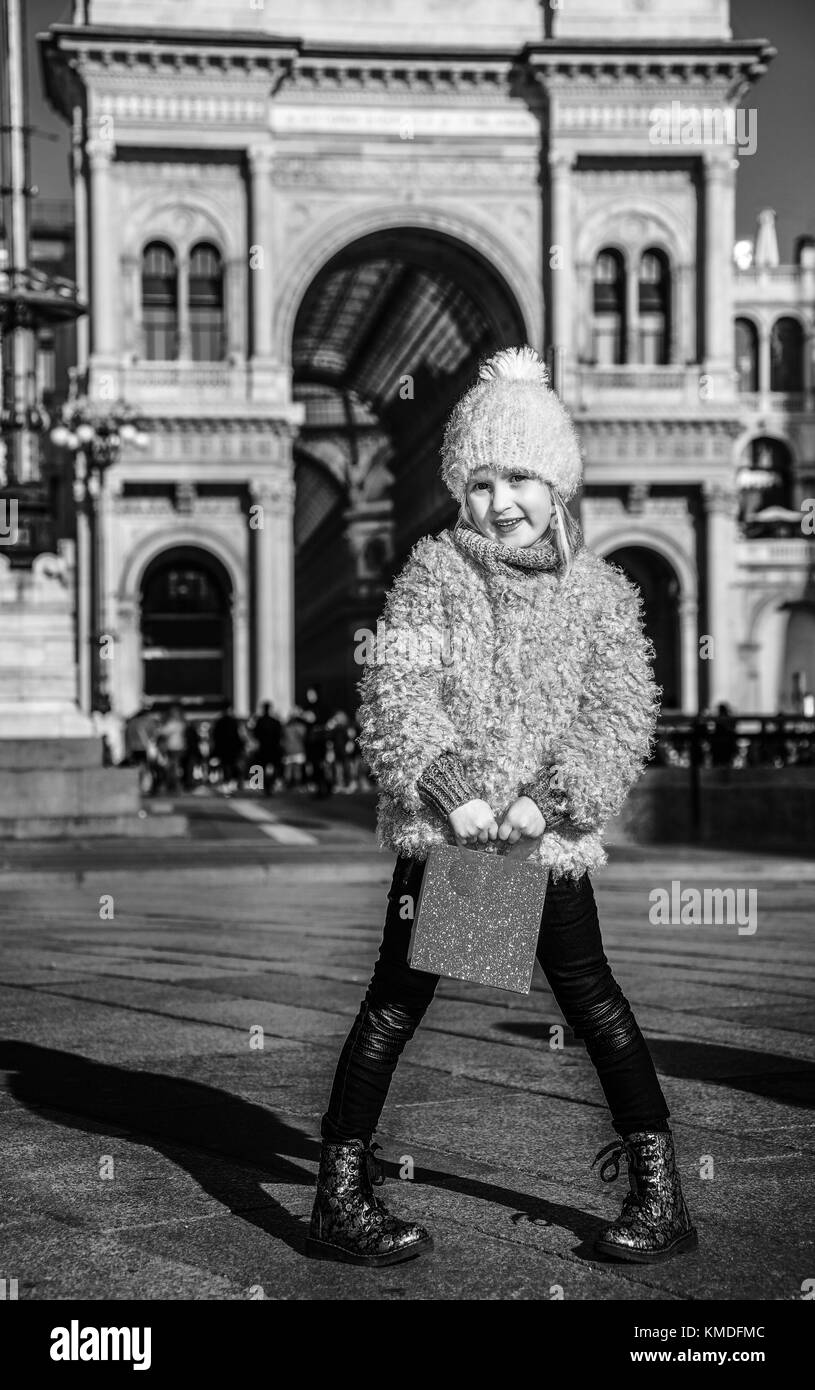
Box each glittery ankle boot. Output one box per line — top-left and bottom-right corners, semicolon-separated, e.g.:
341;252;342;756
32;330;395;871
306;1138;433;1267
591;1129;698;1263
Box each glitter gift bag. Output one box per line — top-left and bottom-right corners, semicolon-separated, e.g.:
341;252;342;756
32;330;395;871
407;843;548;994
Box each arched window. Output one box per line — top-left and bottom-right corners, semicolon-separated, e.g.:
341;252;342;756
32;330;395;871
737;437;795;534
592;249;625;365
638;249;670;365
783;607;815;714
141;549;232;707
770;316;804;392
604;546;681;710
189;242;225;362
735;318;759;392
141;242;178;360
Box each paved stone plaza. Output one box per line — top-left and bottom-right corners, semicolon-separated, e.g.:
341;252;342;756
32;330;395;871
0;794;813;1301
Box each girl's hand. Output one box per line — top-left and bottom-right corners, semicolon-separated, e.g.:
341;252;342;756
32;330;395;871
497;796;546;843
449;799;499;846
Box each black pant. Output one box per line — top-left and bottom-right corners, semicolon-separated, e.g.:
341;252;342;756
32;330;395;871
321;854;670;1145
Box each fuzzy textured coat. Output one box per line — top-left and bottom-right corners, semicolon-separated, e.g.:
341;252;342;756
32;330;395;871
356;523;661;882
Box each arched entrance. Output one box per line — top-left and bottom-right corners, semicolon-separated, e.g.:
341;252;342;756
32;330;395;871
781;603;815;711
140;547;233;711
291;226;529;712
605;546;682;711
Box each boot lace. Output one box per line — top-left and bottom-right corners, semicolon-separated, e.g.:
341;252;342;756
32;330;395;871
364;1142;387;1210
591;1138;637;1184
591;1138;645;1224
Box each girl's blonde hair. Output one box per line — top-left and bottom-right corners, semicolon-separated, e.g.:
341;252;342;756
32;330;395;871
458;480;582;577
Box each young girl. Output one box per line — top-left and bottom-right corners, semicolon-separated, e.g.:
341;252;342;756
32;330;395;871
307;346;697;1269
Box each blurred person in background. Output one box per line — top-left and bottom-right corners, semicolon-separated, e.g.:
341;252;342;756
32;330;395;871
92;695;124;768
212;702;245;794
282;707;308;789
124;705;160;795
160;704;188;794
183;718;203;791
326;710;350;791
306;706;333;799
709;702;739;769
251;700;284;795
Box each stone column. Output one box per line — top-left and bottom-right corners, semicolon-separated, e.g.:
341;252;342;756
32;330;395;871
249;476;276;708
679;595;700;714
247;144;275;368
679;262;696;366
249;469;295;716
177;251;191;361
549;151;574;385
116;599;140;718
575;261;591;361
98;471;122;645
226;255;246;363
120;254;139;357
72;106;90;370
233;596;251;718
73;460;92;714
268;471;296;718
702;480;740;706
703;152;737;385
670;264;687;365
758;320;772;405
625;255;639;365
87;136;117;361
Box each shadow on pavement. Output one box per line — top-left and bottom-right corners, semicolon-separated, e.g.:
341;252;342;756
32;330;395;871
0;1041;608;1259
493;1023;815;1108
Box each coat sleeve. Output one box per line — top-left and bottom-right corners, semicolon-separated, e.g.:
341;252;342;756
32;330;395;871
356;536;474;814
535;561;662;830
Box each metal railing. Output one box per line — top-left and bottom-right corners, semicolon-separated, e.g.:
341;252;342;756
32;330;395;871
653;713;815;840
654;713;815;770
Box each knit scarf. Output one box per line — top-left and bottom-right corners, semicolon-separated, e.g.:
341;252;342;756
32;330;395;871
452;514;565;574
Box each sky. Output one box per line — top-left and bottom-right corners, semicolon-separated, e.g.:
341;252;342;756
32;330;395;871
23;0;815;260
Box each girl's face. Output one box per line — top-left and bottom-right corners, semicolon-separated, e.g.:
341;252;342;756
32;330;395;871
465;467;553;547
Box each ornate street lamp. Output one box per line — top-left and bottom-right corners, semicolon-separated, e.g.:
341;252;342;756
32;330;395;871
1;0;86;564
50;392;149;710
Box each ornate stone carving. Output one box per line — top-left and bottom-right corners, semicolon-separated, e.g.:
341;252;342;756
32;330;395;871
702;480;740;516
586;495;691;521
86;135;114;167
627;482;649;513
247;144;275;173
577;417;742;463
114;497;175;517
174;482;196;514
115;184;241;260
286;60;511;98
576;168;691;188
269;156;538;189
249;476;296;511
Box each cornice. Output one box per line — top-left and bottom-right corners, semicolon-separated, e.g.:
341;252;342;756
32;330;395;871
38;27;299;114
286;58;514;99
575;416;745;436
38;26;776;118
525;39;775;105
121;416;302;437
524;38;775;73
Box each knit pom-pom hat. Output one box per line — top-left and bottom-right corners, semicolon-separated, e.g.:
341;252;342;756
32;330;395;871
440;345;583;503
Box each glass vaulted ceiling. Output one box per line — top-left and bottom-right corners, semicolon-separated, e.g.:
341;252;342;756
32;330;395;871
292;244;499;548
290;227;531;550
293;255;490;416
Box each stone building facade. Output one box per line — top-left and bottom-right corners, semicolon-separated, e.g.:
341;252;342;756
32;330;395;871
38;0;815;722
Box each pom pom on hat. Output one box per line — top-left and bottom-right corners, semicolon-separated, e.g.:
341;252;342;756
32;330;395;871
477;344;551;387
440;344;583;503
